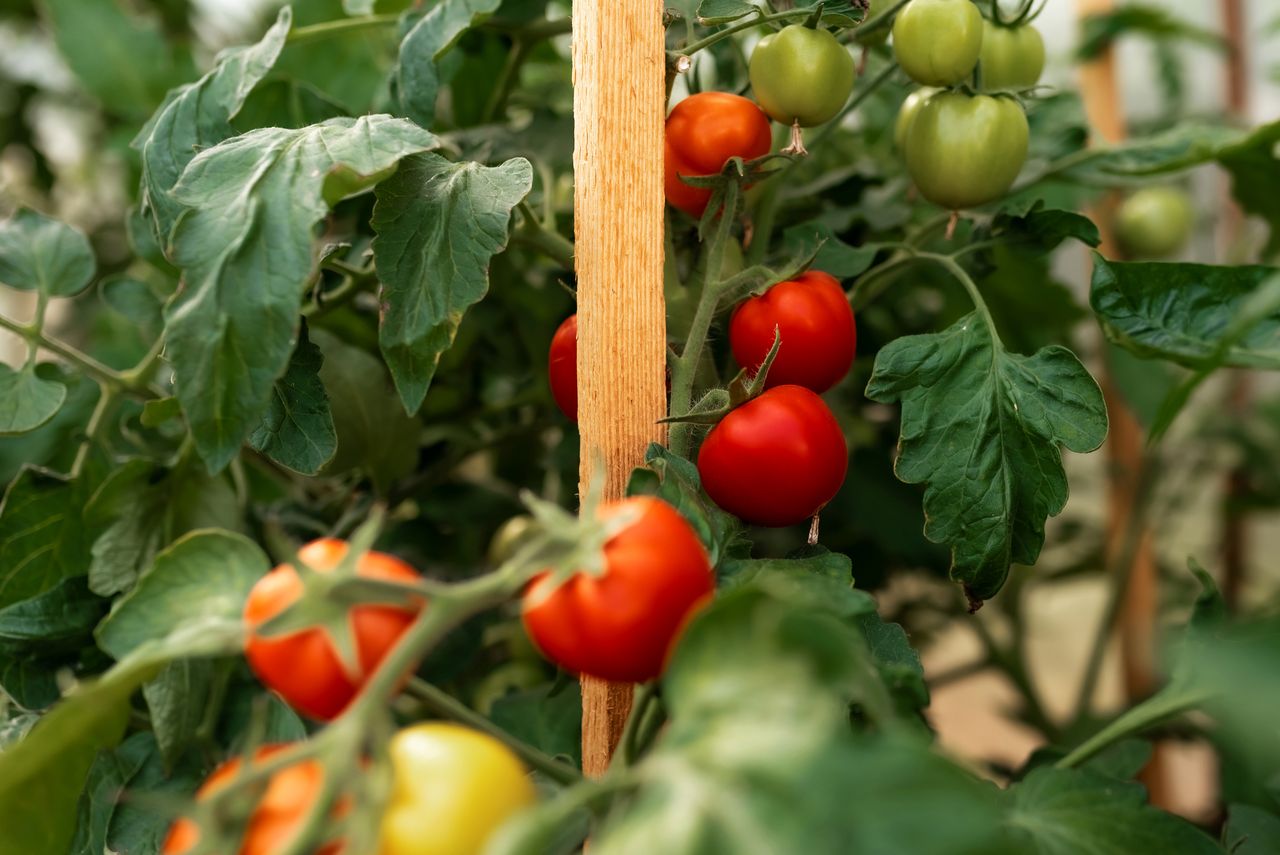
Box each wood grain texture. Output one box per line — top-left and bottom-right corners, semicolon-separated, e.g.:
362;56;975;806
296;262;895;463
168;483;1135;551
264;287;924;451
1075;0;1168;808
572;0;668;778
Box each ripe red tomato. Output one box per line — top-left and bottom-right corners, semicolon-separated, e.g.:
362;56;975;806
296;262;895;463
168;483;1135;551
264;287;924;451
548;314;577;421
665;92;772;218
729;270;856;393
244;538;421;721
522;497;714;682
163;746;341;855
697;386;848;527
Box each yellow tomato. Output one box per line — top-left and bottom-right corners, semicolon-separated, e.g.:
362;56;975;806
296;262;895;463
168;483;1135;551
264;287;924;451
379;723;536;855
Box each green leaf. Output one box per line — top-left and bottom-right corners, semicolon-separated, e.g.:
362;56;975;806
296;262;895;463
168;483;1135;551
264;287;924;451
230;78;349;133
1091;258;1280;371
856;610;930;719
1067;122;1250;179
1216;120;1280;254
133;7;291;250
69;731;152;855
0;365;98;484
627;444;742;568
696;0;758;24
100;276;165;342
315;331;421;494
0;208;95;297
0;576;103;655
0;656;61;710
720;547;877;618
1224;804;1280;854
95;530;268;661
102;733;204;854
395;0;504;128
781;224;880;278
85;458;244;598
140;397;182;429
866;315;1108;605
1078;6;1229;60
40;0;190;119
0;364;67;435
1005;766;1221;854
988;203;1102;253
0;469;96;610
164;115;437;472
248;327;337;474
373;153;532;413
490;682;582;768
142;659;216;771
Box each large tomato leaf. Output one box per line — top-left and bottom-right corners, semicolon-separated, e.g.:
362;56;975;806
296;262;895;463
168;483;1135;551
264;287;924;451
372;153;532;414
395;0;505;128
163;115;436;472
248;325;337;474
1091;258;1280;370
866;315;1108;606
1005;766;1221;854
1224;805;1280;855
132;8;291;248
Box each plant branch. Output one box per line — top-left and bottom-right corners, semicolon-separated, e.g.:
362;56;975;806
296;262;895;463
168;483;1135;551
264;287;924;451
515;202;575;270
404;678;582;786
1056;686;1213;769
0;312;156;396
286;14;400;46
675;7;826;58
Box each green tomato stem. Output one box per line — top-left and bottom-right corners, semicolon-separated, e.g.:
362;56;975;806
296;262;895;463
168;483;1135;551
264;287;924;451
403;677;582;786
676;8;825;58
1055;687;1214;770
286;13;400;45
913;252;1000;345
0;312;157;396
515;202;576;270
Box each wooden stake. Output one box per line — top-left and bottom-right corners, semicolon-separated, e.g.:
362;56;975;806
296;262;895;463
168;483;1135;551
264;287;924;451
1074;0;1169;807
572;0;668;777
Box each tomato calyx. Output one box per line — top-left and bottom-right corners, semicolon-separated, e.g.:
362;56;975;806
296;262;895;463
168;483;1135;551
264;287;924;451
990;0;1044;27
661;329;783;429
675;152;791;236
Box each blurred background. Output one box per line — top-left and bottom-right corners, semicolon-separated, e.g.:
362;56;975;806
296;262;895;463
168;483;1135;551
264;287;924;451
0;0;1277;825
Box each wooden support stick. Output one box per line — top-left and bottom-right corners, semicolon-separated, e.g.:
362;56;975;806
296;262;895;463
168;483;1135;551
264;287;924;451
1075;0;1169;808
572;0;668;777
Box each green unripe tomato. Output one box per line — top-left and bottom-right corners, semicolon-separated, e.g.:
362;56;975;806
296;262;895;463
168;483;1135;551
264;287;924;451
1115;187;1194;259
979;21;1045;91
892;0;984;87
750;24;857;127
894;87;940;151
905;91;1029;210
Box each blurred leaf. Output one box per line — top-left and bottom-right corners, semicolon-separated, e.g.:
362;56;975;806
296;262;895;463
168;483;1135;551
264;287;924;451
0;656;61;710
866;315;1108;605
100;276;165;342
101;732;204;854
133;7;291;250
1065;122;1250;180
1005;766;1221;854
40;0;191;118
248;327;337;475
0;208;95;297
276;0;395;114
142;659;216;772
0;576;103;655
1078;6;1228;59
95;530;267;660
164;115;436;472
68;731;153;855
314;331;421;494
372;153;532;414
231;77;350;132
1216;120;1280;255
0;365;66;435
140;397;182;428
1224;804;1280;854
1091;258;1280;370
85;458;244;598
395;0;504;127
696;0;757;25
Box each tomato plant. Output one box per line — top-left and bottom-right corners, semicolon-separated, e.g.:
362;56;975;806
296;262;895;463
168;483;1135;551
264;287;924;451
522;497;714;682
381;723;536;855
1115;186;1195;259
698;386;849;527
749;24;857;128
244;539;422;721
729;270;856;392
892;0;985;86
665;92;773;217
904;91;1030;209
0;2;1278;855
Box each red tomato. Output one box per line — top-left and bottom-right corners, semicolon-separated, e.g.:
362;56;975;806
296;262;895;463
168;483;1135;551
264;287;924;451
244;538;421;721
548;314;577;421
522;497;714;682
729;270;856;393
163;746;342;855
665;92;772;217
697;386;848;527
